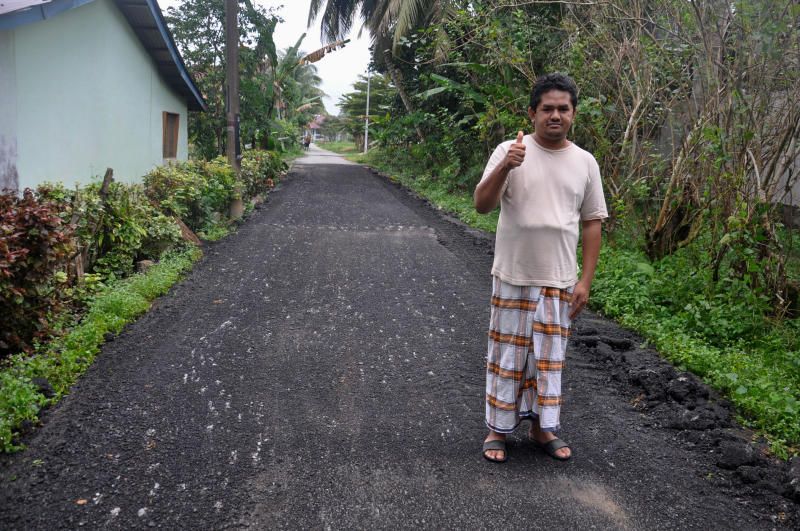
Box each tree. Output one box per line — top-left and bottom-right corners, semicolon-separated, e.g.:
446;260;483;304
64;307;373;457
307;0;455;141
166;1;329;155
166;0;282;158
337;73;397;150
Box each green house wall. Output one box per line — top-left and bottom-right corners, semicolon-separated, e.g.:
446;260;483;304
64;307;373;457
0;0;189;191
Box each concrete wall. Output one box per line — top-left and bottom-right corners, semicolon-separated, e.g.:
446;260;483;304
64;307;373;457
0;31;18;190
0;0;188;191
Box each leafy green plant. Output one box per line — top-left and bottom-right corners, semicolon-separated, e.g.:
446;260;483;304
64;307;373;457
239;149;286;200
140;212;183;260
144;159;238;233
0;245;201;452
0;189;75;358
143;163;205;223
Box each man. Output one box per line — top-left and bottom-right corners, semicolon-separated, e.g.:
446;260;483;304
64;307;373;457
474;73;608;462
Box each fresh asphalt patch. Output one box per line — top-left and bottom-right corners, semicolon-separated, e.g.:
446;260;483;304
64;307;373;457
1;147;798;529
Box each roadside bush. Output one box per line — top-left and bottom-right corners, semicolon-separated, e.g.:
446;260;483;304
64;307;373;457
198;156;239;212
144;157;238;233
143;162;206;229
79;183;150;278
0;189;75;358
39;181;183;280
269;119;301;152
240;149;286;199
590;245;800;452
140;211;182;260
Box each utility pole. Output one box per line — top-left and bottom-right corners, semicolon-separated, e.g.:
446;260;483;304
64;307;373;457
224;0;240;171
364;68;371;154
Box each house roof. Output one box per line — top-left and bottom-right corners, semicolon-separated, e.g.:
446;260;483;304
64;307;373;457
0;0;53;16
0;0;206;111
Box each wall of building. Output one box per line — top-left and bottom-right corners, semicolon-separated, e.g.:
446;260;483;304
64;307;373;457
0;31;18;190
2;0;188;191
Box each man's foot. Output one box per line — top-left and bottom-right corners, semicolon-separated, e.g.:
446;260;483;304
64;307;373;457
483;431;507;462
529;423;571;460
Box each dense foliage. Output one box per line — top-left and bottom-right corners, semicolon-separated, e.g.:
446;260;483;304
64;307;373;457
166;0;326;157
0;190;75;356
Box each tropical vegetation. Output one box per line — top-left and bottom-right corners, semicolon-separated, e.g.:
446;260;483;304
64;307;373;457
165;0;326;157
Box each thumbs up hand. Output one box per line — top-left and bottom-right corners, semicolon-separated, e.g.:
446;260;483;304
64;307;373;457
504;131;526;170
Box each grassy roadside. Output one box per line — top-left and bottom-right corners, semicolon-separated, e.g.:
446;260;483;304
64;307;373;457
325;142;800;457
317;141;360;155
0;245;201;452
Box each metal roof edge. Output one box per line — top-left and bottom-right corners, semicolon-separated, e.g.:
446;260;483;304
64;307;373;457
140;0;206;112
0;0;95;30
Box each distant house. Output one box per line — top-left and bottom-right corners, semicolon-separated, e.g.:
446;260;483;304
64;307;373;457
306;114;325;141
0;0;206;192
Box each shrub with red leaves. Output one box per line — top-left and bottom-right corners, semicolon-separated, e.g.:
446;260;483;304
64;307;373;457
0;189;75;358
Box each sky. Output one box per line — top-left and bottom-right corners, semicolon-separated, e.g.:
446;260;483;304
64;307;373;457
157;0;372;115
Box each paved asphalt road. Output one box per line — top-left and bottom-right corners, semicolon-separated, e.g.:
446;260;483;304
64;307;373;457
1;145;796;529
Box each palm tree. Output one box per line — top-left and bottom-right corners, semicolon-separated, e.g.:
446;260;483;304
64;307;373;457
307;0;448;51
307;0;453;141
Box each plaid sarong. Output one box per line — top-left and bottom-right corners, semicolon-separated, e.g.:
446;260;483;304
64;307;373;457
485;276;573;433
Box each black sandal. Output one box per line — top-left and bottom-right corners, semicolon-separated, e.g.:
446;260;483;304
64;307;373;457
534;438;571;461
482;439;508;463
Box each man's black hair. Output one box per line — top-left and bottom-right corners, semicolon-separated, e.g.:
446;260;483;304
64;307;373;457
529;73;578;111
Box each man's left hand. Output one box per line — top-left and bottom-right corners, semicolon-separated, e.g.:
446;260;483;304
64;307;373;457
569;280;590;320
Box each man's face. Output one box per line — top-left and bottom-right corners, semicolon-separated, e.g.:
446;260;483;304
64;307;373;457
528;90;575;143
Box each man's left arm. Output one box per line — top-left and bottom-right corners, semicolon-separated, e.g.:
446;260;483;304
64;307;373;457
570;219;602;319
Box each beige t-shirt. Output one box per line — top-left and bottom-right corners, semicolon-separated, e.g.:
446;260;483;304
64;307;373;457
480;135;608;287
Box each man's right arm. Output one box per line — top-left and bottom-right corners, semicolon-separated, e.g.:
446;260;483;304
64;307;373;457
474;131;526;214
473;159;511;214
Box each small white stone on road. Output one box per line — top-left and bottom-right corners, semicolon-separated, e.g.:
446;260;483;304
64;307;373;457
110;507;120;517
137;508;147;517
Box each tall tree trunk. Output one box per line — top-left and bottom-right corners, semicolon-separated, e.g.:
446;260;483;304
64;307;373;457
383;50;424;142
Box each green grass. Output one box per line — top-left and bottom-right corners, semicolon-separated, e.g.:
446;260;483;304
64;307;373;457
350;146;800;457
280;146;307;166
590;248;800;456
0;245;201;452
318;140;361;155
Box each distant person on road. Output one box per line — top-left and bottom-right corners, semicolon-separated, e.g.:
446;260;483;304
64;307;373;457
303;133;312;150
474;73;608;463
